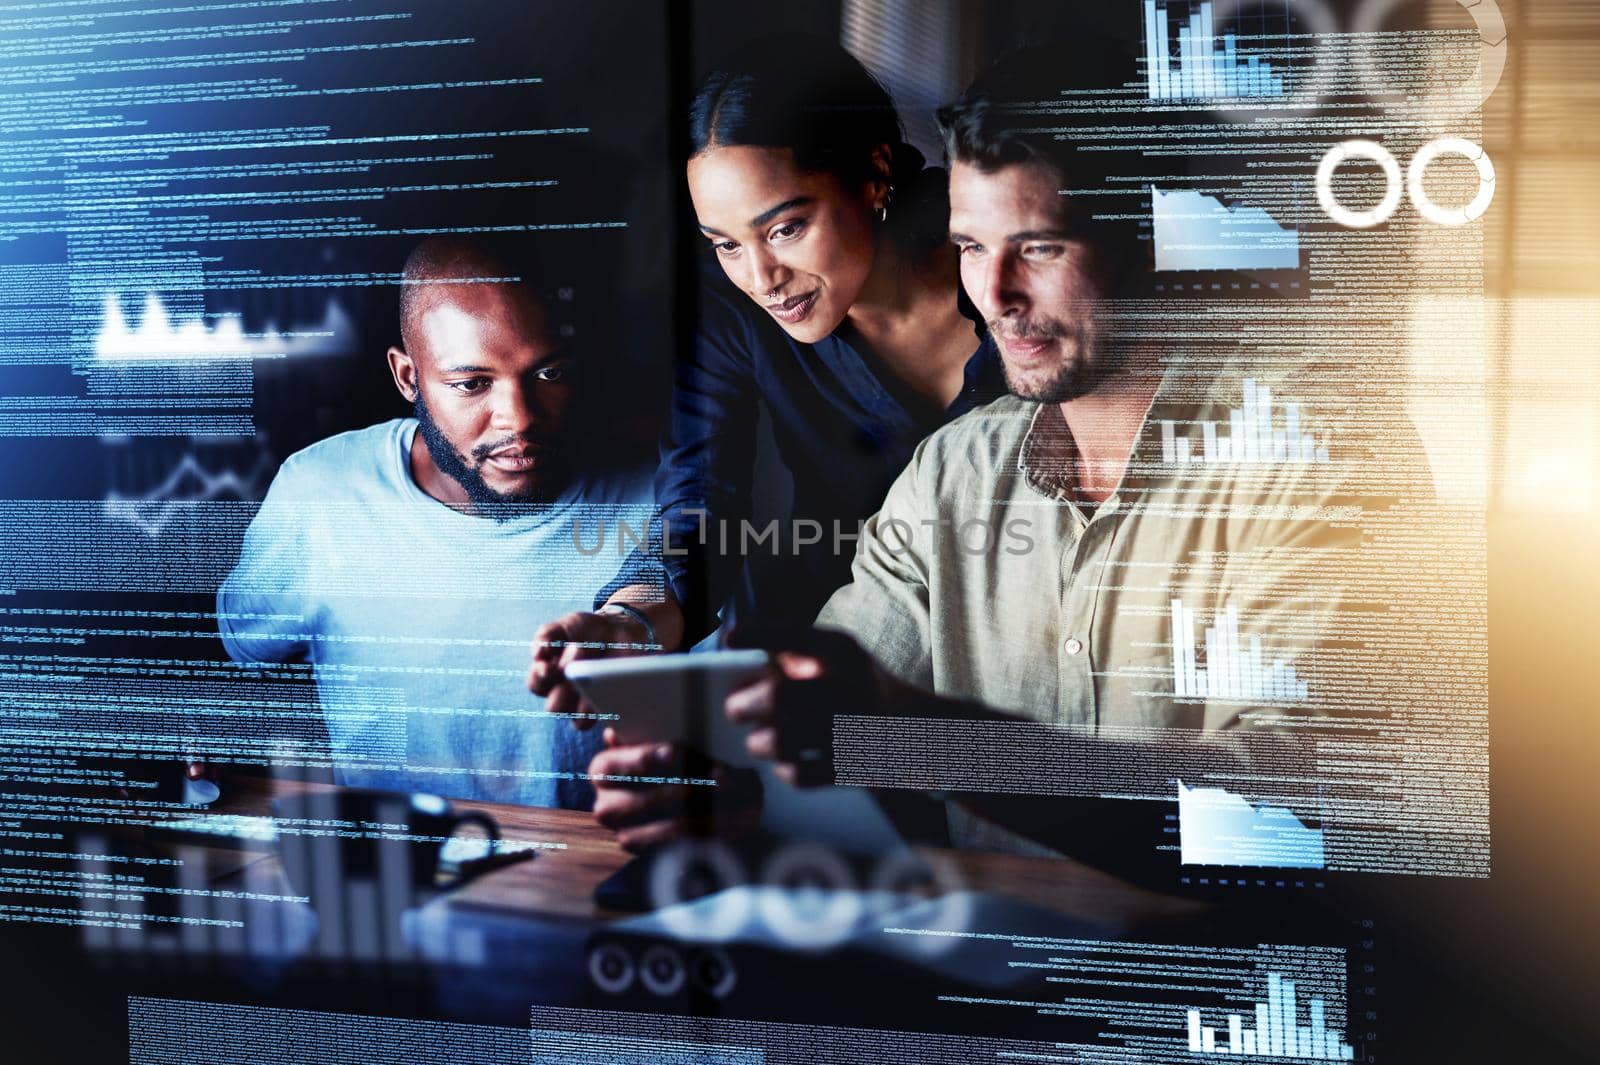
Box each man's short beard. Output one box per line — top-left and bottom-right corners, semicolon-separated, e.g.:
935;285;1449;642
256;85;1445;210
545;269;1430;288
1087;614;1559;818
995;315;1126;405
998;342;1126;404
412;392;564;515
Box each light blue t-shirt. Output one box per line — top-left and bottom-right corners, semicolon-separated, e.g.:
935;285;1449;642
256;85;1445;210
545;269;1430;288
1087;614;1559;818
217;419;655;809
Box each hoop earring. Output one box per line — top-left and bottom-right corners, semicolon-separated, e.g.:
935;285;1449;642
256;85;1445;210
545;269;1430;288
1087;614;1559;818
875;182;896;224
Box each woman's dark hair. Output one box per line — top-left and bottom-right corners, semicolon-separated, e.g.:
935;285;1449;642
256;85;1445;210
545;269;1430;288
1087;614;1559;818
689;34;946;258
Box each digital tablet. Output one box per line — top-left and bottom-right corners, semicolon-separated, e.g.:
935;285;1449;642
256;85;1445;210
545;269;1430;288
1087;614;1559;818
563;650;772;766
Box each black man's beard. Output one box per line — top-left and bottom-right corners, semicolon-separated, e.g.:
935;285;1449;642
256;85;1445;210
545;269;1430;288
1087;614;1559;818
412;392;566;516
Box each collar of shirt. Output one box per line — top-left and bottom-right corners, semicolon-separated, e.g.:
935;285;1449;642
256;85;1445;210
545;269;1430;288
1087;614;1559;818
1015;368;1184;519
1018;401;1077;503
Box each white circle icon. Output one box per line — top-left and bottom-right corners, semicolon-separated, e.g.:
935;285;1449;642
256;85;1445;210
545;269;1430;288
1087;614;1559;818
1315;139;1403;229
1407;137;1496;226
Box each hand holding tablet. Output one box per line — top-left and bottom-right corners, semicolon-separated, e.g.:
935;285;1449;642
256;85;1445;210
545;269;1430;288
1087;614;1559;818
562;649;773;766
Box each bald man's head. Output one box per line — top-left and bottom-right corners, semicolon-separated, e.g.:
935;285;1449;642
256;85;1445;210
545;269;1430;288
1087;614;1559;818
397;236;541;357
386;236;576;514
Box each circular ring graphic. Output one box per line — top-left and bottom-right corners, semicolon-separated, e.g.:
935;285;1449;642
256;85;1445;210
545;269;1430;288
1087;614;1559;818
690;947;739;999
867;849;974;958
639;944;686;997
1406;136;1495;225
587;941;635;994
647;839;752;941
1352;0;1506;117
757;842;862;951
1315;139;1403;228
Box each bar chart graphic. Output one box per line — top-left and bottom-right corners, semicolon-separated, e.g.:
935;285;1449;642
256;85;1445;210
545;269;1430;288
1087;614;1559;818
95;291;352;361
1152;187;1299;272
1144;1;1286;100
1186;972;1354;1059
1160;379;1328;465
1170;599;1309;702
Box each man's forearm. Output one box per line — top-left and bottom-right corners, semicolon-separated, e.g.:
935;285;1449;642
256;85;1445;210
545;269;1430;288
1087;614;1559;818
603;584;686;653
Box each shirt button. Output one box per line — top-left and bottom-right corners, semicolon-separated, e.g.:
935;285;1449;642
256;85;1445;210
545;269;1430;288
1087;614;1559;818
1064;637;1084;655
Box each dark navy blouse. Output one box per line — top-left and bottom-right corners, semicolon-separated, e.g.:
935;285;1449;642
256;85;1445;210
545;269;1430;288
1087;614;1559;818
601;266;1002;644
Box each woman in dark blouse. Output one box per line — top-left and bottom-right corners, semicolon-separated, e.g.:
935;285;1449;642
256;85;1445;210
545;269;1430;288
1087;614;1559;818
531;37;998;751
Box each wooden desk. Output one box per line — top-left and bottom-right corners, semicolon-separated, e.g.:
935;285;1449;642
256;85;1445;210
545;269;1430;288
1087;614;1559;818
210;777;1204;930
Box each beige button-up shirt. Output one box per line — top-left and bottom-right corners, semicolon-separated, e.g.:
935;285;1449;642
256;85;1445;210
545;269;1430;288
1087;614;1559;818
817;373;1424;853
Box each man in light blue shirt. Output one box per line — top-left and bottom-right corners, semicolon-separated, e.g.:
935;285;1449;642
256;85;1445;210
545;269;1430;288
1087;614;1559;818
218;237;652;808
